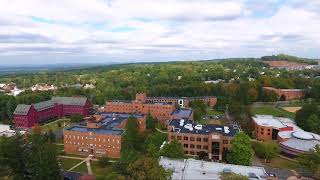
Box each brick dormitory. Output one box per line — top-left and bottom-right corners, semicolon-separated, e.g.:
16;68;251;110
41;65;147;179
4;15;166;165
64;113;146;158
167;119;240;161
103;93;216;124
13;97;92;128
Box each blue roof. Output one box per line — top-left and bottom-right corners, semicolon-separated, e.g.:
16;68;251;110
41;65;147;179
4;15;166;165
171;108;193;118
65;113;144;135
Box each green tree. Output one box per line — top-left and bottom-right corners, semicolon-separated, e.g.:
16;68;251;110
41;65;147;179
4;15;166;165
6;99;16;120
220;172;248;180
306;114;320;134
297;145;320;179
147;144;159;158
127;157;171;180
146;112;156;131
229;132;253;166
252;141;279;162
122;116;141;152
295;103;319;133
0;134;29;180
70;114;84;123
160;139;184;159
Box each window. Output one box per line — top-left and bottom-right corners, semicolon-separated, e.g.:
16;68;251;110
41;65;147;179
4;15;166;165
268;129;270;131
177;136;182;140
190;137;195;141
183;144;189;148
184;136;188;141
261;132;263;135
190;151;195;155
203;138;208;142
184;151;188;154
203;146;208;150
171;135;175;140
197;138;201;142
267;133;270;135
223;140;228;144
190;144;195;149
197;145;201;149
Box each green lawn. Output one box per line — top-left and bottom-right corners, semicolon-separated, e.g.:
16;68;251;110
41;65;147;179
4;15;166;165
60;158;83;170
206;109;224;116
55;144;64;154
41;118;71;132
260;156;299;170
91;161;114;177
251;106;295;119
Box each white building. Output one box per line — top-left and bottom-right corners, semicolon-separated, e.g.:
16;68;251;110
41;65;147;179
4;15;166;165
160;157;268;180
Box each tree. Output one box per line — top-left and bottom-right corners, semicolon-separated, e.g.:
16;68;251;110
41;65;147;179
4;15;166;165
306;114;320;134
70;114;84;123
47;129;56;142
252;141;279;162
122;116;142;152
146;144;159;158
98;156;110;168
0;134;29;180
160;139;184;159
297;145;320;179
220;172;248;180
113;149;139;175
127;157;171;180
6;99;16;120
146;112;155;131
229;132;253;166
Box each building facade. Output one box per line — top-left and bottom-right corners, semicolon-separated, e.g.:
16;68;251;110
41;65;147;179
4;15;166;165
64;113;145;158
262;87;304;101
252;115;320;157
14;97;92;128
142;93;217;108
167;119;239;161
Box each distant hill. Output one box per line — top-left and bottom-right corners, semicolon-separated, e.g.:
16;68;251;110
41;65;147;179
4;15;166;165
261;54;318;65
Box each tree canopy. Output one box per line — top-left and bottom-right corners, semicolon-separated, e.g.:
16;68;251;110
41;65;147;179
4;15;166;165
229;132;254;166
160;139;184;159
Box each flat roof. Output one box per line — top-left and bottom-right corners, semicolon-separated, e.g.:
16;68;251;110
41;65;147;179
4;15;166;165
160;157;267;180
147;96;216;100
171;108;193;118
169;119;239;136
65;113;144;135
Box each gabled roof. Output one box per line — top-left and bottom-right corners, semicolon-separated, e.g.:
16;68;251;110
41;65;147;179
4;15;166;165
14;104;31;115
52;97;88;106
33;100;55;111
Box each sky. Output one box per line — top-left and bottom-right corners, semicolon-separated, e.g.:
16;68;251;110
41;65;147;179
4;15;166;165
0;0;320;65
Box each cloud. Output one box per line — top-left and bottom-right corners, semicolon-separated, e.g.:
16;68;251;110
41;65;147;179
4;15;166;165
0;0;319;64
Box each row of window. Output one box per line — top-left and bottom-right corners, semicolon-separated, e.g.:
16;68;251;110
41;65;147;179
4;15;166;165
65;135;120;143
65;141;120;149
173;136;209;142
183;144;209;150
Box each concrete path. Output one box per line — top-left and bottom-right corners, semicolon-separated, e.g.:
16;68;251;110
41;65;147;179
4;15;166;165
68;158;88;172
156;128;167;134
86;159;93;175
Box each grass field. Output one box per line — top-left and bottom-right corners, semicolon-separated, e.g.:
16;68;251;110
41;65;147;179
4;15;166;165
251;106;295;119
260;156;299;170
60;158;83;170
41;118;71;132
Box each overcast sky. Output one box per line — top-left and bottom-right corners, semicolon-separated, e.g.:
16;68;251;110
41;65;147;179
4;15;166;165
0;0;319;65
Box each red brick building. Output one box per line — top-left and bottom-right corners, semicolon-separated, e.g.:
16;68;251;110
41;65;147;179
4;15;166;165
167;119;239;161
14;97;92;129
143;93;217;108
64;113;145;158
104;93;212;124
263;87;304;101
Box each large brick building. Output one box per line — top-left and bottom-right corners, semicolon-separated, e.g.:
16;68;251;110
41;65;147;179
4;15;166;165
263;87;304;101
14;97;92;128
167;119;239;161
64;113;145;158
104;93;212;124
144;93;217;108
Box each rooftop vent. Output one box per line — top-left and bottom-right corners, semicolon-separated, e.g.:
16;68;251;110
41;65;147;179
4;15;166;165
184;123;193;131
180;119;185;126
224;126;230;134
216;127;222;131
195;124;203;130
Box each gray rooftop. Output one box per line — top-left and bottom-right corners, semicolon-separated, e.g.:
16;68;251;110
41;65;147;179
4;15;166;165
65;113;144;135
160;157;267;180
52;97;88;106
14;104;31;115
147;96;216;100
171;108;193;119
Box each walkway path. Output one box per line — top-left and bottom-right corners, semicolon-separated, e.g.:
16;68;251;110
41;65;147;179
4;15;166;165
68;157;88;172
86;158;93;175
156;128;167;134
